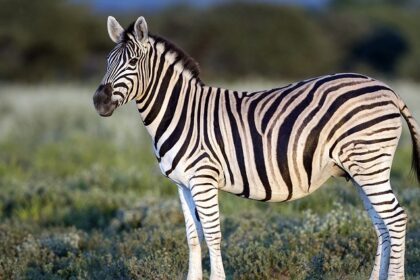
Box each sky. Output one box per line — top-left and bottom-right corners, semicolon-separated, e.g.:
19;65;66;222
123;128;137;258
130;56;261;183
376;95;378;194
76;0;329;12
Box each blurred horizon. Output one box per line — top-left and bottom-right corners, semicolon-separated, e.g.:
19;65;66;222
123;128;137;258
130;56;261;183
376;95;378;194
72;0;330;13
2;0;420;84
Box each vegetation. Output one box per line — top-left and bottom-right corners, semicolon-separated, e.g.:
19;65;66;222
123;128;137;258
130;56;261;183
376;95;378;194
0;82;419;279
2;0;420;82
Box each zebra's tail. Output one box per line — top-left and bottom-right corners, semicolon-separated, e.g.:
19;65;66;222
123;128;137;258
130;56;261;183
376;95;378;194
399;98;420;183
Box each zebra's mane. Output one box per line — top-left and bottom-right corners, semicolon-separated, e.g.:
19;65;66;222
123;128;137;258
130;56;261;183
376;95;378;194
122;23;202;84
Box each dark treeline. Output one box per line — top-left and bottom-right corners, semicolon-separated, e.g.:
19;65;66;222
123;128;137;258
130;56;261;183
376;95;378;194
1;0;420;83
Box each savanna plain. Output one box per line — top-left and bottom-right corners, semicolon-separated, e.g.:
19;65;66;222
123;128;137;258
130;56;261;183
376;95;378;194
0;80;420;280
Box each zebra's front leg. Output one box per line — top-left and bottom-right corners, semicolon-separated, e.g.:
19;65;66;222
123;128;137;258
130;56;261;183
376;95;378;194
178;185;204;280
190;178;225;280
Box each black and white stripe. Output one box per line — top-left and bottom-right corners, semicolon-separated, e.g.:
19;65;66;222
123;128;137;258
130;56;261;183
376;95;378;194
94;16;420;280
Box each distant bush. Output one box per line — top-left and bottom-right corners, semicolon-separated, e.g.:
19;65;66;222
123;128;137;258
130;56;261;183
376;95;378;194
2;1;420;82
0;0;110;82
151;3;340;81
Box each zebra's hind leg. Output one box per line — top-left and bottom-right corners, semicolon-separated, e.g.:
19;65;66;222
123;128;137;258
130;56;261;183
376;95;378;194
348;174;406;279
354;183;390;280
334;115;406;279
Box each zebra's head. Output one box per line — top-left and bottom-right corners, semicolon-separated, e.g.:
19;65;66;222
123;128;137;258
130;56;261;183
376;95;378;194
93;16;150;117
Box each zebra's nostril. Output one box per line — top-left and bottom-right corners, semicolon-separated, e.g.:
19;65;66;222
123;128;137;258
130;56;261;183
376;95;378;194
103;83;113;96
96;84;105;93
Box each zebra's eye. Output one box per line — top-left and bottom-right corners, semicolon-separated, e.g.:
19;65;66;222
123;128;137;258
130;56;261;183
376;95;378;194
128;58;138;66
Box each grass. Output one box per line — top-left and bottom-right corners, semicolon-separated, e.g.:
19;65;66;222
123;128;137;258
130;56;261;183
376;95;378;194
0;81;419;279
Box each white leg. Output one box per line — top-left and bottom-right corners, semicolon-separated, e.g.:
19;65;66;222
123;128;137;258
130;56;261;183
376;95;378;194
190;177;225;280
356;185;390;280
353;180;406;280
178;185;204;280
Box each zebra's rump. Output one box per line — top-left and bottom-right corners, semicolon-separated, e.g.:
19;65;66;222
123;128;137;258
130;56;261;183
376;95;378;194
211;73;402;202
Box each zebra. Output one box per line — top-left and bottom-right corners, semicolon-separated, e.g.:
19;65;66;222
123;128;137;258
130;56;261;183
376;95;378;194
93;16;420;280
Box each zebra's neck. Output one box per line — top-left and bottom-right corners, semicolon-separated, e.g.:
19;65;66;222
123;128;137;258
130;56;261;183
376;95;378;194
135;54;215;150
134;64;243;169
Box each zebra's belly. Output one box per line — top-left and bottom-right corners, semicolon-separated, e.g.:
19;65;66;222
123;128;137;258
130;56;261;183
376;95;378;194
219;160;336;202
220;180;327;202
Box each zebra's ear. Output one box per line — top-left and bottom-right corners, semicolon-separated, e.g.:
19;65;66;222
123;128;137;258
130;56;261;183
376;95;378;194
134;16;148;44
107;16;124;44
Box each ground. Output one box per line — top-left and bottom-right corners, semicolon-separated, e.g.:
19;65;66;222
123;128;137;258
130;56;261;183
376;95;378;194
0;81;419;279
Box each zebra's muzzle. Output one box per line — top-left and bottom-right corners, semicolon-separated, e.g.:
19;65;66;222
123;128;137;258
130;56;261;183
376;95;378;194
93;83;117;117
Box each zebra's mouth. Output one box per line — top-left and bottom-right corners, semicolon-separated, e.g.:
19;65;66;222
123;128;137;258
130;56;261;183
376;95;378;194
99;110;114;117
97;100;118;117
95;100;117;117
